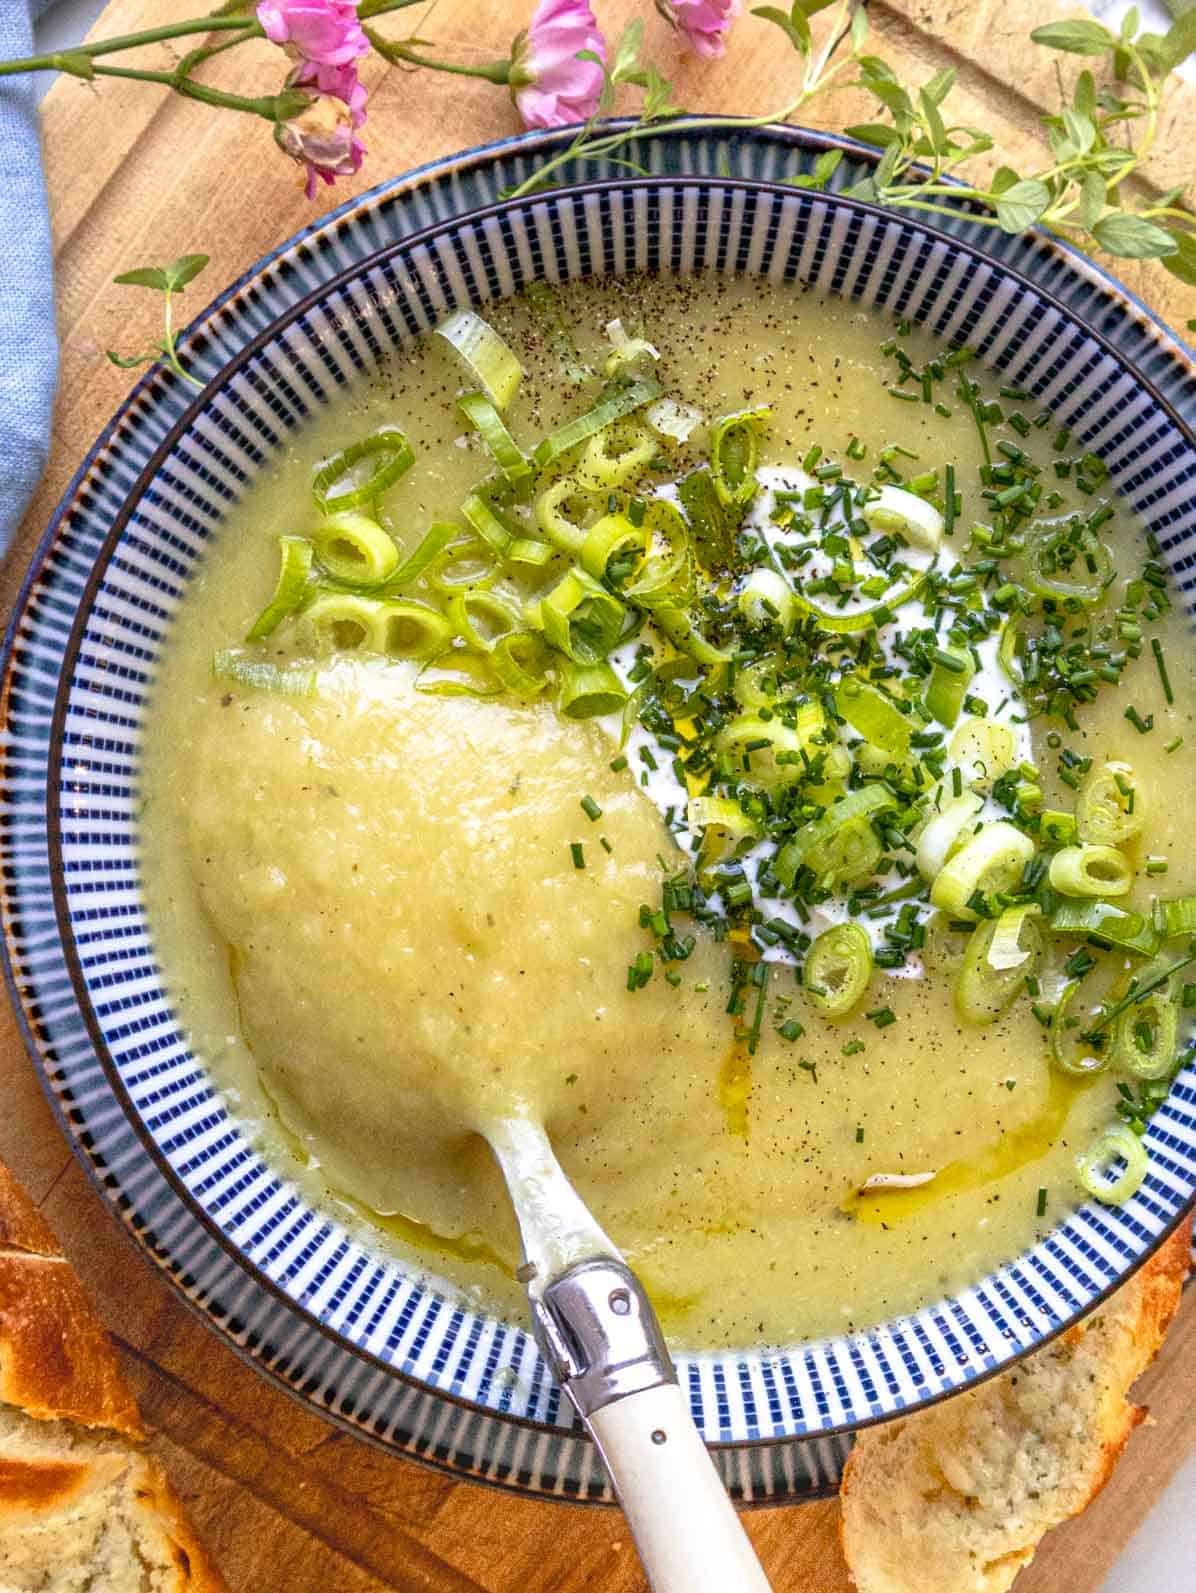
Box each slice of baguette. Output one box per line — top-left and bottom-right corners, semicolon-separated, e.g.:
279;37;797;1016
0;1160;227;1592
840;1215;1192;1593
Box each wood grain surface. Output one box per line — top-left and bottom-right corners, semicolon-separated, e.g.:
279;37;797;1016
1;3;1193;1589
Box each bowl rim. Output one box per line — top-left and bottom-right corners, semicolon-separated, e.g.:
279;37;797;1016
18;166;1196;1452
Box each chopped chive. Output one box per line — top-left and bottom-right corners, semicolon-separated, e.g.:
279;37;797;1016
570;842;585;869
1165;736;1184;754
855;1125;865;1143
778;1019;804;1041
580;795;602;822
865;1006;897;1029
1125;706;1154;735
1036;1186;1048;1218
610;754;628;773
842;1039;866;1056
600;835;613;854
1151;638;1174;705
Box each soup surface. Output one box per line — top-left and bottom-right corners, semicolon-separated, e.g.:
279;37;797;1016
139;274;1196;1349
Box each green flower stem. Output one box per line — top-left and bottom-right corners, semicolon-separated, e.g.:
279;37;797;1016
0;15;258;74
364;28;510;83
87;61;285;119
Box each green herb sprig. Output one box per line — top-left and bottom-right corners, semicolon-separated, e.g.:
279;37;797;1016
106;254;210;389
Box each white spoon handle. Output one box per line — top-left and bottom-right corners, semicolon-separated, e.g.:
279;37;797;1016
588;1383;772;1593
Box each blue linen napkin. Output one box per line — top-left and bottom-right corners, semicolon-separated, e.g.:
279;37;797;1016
0;1;57;555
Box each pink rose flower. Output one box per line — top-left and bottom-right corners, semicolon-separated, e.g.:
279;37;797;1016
275;95;366;200
657;0;741;59
509;0;606;130
257;0;369;77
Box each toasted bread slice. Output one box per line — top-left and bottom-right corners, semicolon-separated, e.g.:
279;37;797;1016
0;1162;227;1591
840;1216;1192;1593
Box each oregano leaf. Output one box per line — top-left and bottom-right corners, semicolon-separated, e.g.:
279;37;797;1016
751;6;810;52
1078;170;1107;231
163;254;210;292
1158;10;1196;73
1062;108;1096;154
990;166;1021;195
919;87;949;154
844;123;900;148
1120;5;1140;43
609;19;643;81
1091;212;1179;259
921;66;956;107
1159;230;1196;286
812;148;843;183
1030;19;1115;55
106;350;154;370
113;267;171;292
994;178;1051;233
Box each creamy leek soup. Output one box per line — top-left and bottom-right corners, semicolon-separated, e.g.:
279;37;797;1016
139;274;1196;1349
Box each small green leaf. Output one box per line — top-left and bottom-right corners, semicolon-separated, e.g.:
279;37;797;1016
1078;170;1107;231
919;88;949;154
113;267;171;292
1091;211;1180;259
844;122;901;148
1187;318;1196;334
851;2;869;49
1159;230;1196;286
106;350;154;370
163;254;210;293
874;140;902;189
1120;5;1140;42
1074;69;1097;116
990;166;1021;195
1158;10;1196;71
994;178;1051;233
751;5;810;52
1062;108;1096;154
842;177;878;203
796;0;838;14
609;19;643;81
1030;19;1115;55
921;67;956;107
812;148;844;184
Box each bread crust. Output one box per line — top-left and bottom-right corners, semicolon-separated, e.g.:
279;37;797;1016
840;1216;1193;1593
0;1162;228;1591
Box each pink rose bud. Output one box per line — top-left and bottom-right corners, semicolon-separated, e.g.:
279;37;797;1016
276;95;366;199
656;0;742;59
509;0;607;130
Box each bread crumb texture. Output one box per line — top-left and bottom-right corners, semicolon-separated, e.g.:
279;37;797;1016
840;1217;1192;1593
0;1165;227;1591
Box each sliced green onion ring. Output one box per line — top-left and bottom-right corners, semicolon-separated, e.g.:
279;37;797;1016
955;905;1043;1025
446;586;522;652
709;406;770;511
534;475;593;554
1024;516;1113;605
688;795;760;866
1112;987;1178;1080
575;422;656;491
997;614;1026;688
836;678;912;759
1075;1123;1148;1205
311;511;400;585
803;923;873;1018
426;535;501;593
1048;844;1133;899
532;377;663;470
212;648;317;697
948;717;1017;792
246;536;314;642
387;521;458;590
928;821;1037;919
461;491;518;558
373;599;456;659
580;512;649;581
737;568;796;632
415;649;503;697
537;567;626;664
456;392;530;483
861;483;943;551
557;659;626;719
1049;900;1160;957
1077;760;1144;846
304;592;452;659
1050;980;1112;1077
775;785;897;889
312;429;415;515
914;790;984;882
1159;895;1196;939
435;311;522;409
490;630;552;699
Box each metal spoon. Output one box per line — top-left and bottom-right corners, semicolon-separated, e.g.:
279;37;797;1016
486;1116;773;1593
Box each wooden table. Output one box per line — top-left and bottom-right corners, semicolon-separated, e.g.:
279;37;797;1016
2;3;1193;1588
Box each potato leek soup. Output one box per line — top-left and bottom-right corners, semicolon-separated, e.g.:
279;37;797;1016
139;275;1196;1349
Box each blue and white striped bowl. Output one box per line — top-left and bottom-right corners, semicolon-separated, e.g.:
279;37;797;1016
4;127;1195;1506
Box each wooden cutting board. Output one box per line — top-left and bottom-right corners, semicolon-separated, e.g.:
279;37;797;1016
1;3;1193;1588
